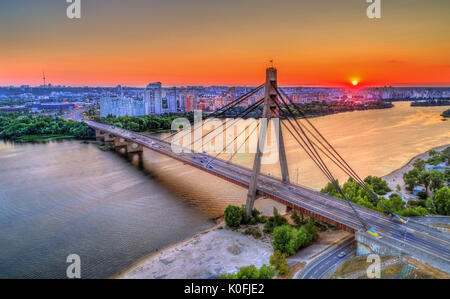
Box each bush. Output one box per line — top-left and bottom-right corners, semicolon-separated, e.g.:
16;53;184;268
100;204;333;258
278;263;289;276
291;210;304;227
273;220;319;256
221;264;275;279
263;208;288;233
270;250;289;276
418;191;428;200
364;176;391;195
398;206;428;217
224;205;243;228
270;250;286;268
258;264;276;279
273;225;295;255
433;186;450;216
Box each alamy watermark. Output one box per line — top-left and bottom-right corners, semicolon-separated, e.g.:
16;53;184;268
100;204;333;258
366;0;381;19
66;0;81;19
66;254;81;278
366;254;381;278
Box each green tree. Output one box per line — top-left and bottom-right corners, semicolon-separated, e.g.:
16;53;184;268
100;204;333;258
273;225;295;255
290;210;304;227
320;181;341;198
433;187;450;216
419;171;432;195
413;159;426;172
263;207;288;233
258;264;276;279
224;205;243;228
364;176;391;195
403;169;420;192
430;170;445;192
221;264;275;279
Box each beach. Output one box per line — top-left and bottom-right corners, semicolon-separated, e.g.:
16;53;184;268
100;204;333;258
382;144;449;199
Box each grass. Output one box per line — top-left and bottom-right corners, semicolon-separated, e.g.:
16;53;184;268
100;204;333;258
18;134;76;142
332;256;391;278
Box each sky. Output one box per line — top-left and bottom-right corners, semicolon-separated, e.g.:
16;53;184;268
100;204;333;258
0;0;450;87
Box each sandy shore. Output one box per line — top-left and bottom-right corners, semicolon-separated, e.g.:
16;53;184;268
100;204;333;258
115;221;351;279
114;223;273;279
382;144;449;200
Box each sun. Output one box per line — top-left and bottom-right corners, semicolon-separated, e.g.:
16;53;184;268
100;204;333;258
351;79;359;86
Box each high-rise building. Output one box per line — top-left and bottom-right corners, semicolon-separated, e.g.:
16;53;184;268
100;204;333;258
144;82;162;115
100;96;146;117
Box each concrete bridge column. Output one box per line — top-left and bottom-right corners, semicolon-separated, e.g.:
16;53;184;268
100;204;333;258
95;129;106;142
104;133;115;149
114;137;128;152
246;67;290;218
126;142;143;153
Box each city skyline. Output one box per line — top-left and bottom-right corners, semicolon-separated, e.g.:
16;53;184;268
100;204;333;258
1;0;450;87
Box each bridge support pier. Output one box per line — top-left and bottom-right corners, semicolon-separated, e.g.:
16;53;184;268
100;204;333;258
95;129;106;142
114;137;128;152
126;142;143;154
104;133;115;148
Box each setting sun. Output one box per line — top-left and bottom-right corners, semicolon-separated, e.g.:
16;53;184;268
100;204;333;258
351;80;359;86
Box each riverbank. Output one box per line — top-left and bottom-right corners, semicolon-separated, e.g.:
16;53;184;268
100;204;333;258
382;144;449;199
15;134;76;142
114;217;351;279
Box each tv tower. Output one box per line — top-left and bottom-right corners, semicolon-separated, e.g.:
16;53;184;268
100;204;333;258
42;72;46;87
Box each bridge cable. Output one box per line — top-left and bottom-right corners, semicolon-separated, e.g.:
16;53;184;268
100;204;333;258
276;87;395;216
204;102;264;168
188;98;264;152
227;121;261;163
162;84;264;142
271;93;370;230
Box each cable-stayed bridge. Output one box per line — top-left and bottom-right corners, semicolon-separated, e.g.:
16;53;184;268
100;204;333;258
87;68;450;273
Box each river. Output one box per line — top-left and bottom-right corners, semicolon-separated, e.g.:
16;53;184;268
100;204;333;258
0;102;448;278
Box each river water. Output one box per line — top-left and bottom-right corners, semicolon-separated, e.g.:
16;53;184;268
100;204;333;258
0;102;448;278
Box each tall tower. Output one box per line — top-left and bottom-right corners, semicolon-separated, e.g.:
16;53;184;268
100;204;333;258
42;72;46;87
144;82;162;115
245;67;290;217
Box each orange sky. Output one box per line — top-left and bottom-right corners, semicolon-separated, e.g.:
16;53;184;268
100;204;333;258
1;0;450;87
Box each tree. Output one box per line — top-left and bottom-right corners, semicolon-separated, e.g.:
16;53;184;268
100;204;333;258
430;170;445;192
258;264;276;279
419;171;432;195
270;250;287;270
272;222;318;256
263;207;288;233
413;159;426;172
221;264;276;279
224;205;242;228
403;169;420;192
433;187;450;216
383;194;404;213
364;176;391;195
398;207;428;217
321;181;341;198
290;210;304;227
273;225;295;255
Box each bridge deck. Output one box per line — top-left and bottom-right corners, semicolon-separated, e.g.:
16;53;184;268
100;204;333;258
88;121;450;267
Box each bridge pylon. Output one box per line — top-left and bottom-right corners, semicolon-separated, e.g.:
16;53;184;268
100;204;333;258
246;67;290;217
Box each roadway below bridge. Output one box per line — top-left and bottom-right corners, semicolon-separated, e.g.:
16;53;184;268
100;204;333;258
297;238;356;279
86;120;450;273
